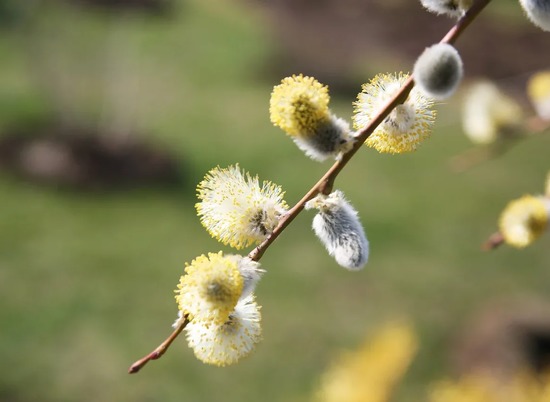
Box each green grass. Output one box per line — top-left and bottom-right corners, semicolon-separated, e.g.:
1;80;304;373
1;1;550;401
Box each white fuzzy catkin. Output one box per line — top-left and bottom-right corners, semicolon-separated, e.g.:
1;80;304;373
419;0;472;18
519;0;550;31
292;115;355;162
306;191;369;270
461;81;523;144
185;294;262;367
413;43;463;100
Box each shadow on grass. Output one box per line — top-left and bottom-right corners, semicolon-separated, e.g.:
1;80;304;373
0;118;197;200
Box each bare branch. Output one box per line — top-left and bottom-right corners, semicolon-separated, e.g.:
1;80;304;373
482;232;505;251
128;317;189;374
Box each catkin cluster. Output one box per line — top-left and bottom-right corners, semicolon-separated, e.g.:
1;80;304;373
181;31;463;365
158;0;550;369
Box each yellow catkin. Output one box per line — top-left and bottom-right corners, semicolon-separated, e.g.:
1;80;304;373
196;165;287;249
175;252;243;325
353;73;436;154
316;322;417;402
499;195;548;248
270;74;330;137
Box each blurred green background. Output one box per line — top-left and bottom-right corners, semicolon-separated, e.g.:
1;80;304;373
0;0;549;401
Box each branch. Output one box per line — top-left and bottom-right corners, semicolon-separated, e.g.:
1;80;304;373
128;317;189;374
526;116;550;133
482;232;505;251
248;0;493;262
128;0;494;374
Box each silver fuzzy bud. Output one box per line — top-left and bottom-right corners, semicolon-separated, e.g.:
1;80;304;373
293;115;355;162
306;191;369;270
419;0;472;18
413;43;463;100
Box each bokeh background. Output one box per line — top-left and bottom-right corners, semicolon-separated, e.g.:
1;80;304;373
0;0;549;401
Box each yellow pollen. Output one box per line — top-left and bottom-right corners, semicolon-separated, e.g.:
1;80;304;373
270;74;330;137
499;195;549;248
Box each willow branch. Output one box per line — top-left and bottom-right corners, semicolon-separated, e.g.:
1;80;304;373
248;0;493;262
526;116;550;133
128;0;493;374
128;317;189;374
482;232;505;250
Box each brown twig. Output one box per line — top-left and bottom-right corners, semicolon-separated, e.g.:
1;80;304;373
128;0;494;373
482;232;505;251
128;317;189;374
526;116;550;133
248;0;493;262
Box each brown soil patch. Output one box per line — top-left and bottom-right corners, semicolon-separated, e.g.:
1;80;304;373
0;123;184;190
452;299;550;378
255;0;550;95
68;0;174;15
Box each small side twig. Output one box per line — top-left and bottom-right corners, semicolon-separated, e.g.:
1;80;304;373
526;116;550;133
128;317;189;374
482;232;504;251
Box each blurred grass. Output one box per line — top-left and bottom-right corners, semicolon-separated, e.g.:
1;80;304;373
1;1;550;401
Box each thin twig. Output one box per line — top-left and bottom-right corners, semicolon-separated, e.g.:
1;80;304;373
128;0;494;373
482;232;505;251
526;116;550;133
248;0;493;262
128;317;189;374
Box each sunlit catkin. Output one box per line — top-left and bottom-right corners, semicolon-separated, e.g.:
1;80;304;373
354;72;436;154
413;43;463;100
270;74;354;161
196;165;288;250
499;195;549;248
527;70;550;120
175;252;244;325
306;191;369;270
185;294;262;367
